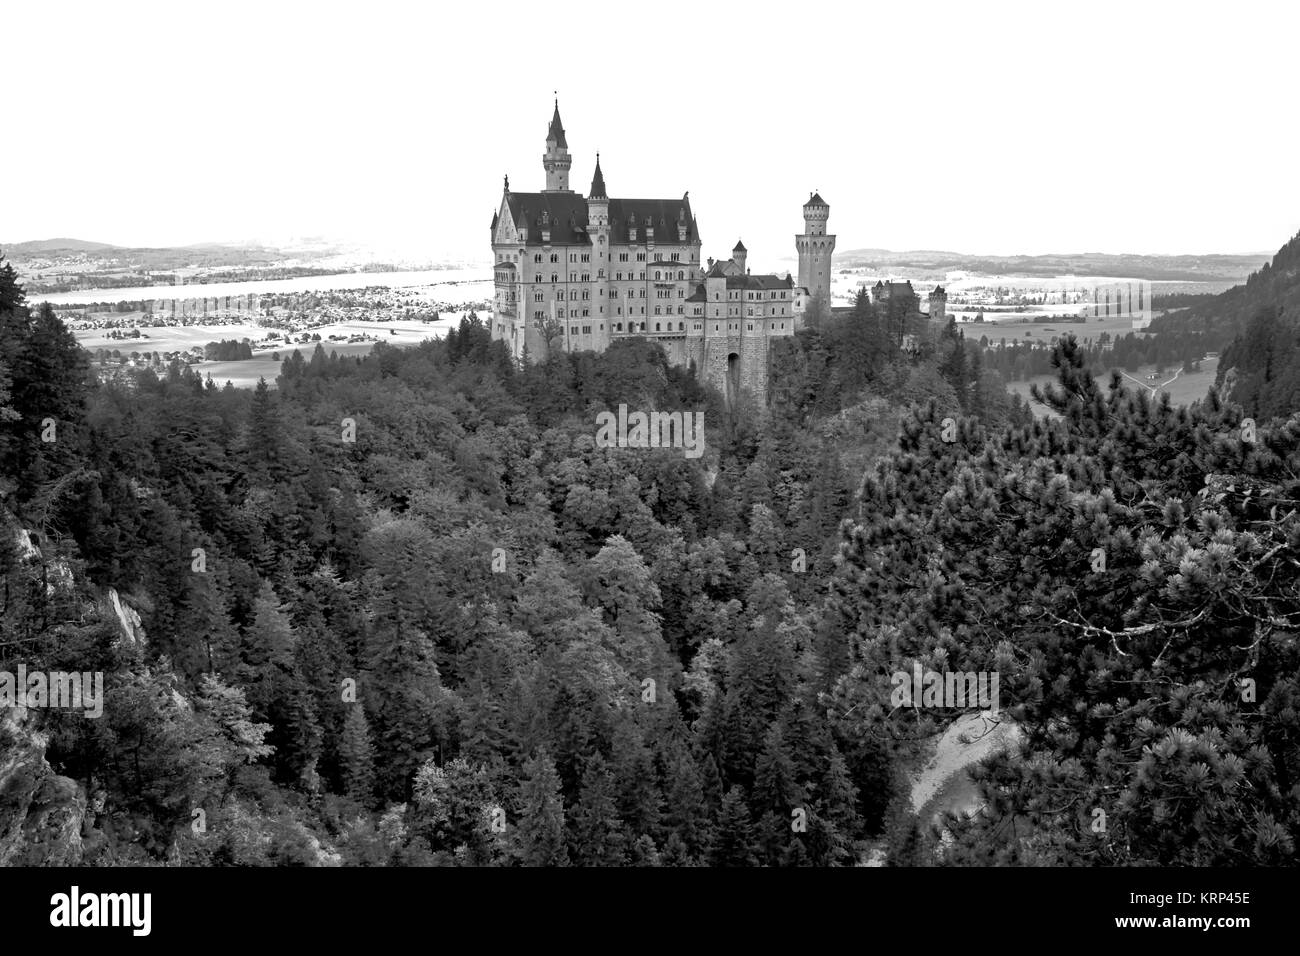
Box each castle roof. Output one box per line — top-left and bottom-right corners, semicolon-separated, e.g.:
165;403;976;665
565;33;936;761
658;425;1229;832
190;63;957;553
727;273;793;291
733;239;747;252
805;192;827;207
703;265;794;291
547;102;567;148
589;154;606;199
502;192;697;246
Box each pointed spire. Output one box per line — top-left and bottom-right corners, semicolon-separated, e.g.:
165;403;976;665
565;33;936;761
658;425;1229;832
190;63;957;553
589;152;606;199
547;98;567;148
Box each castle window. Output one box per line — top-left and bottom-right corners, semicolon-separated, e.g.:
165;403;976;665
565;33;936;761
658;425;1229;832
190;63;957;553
570;253;576;262
677;306;684;315
582;309;589;317
551;274;557;283
677;271;684;280
639;272;645;280
714;293;719;301
570;326;577;335
617;323;623;331
748;324;753;331
639;322;645;330
671;254;680;262
655;271;661;280
582;253;590;262
619;253;629;262
678;322;684;331
534;254;542;262
534;293;543;302
655;322;661;331
582;325;591;334
581;273;590;282
550;253;558;263
570;273;576;281
535;274;542;282
639;290;645;298
655;307;661;315
637;253;646;261
714;325;719;331
558;308;565;317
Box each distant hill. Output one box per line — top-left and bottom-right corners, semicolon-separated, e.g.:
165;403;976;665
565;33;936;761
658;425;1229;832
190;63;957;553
4;238;121;255
834;248;1270;283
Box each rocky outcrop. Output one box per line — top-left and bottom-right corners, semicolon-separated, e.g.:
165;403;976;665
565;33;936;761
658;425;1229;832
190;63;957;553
0;710;88;866
105;588;145;648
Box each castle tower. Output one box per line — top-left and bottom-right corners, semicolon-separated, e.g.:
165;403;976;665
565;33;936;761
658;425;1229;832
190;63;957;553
732;239;747;275
588;154;611;349
928;285;948;324
796;191;835;308
542;100;572;193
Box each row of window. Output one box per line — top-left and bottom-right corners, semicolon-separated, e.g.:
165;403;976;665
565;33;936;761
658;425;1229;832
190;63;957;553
549;320;789;335
498;250;698;264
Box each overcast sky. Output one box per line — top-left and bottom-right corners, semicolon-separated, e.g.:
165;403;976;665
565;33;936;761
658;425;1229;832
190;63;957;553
7;0;1297;269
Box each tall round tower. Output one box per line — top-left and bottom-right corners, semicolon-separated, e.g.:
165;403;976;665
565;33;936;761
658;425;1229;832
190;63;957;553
796;192;835;308
542;99;572;193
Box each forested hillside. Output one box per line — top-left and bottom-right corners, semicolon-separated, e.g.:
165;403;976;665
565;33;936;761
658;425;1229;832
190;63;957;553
2;251;1297;867
1151;230;1300;349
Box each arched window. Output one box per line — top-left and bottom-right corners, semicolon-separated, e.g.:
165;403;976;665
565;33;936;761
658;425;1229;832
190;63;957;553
677;271;684;280
678;322;684;331
655;271;661;280
655;323;661;331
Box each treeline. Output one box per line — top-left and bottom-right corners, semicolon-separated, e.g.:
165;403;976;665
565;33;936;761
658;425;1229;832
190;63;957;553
977;329;1211;381
204;339;254;361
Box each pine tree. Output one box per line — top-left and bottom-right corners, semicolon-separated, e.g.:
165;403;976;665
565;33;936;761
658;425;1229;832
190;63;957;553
338;705;376;805
570;754;626;866
708;787;759;867
515;751;570;866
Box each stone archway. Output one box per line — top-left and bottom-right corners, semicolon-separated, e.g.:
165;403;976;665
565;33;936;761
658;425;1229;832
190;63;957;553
726;352;740;407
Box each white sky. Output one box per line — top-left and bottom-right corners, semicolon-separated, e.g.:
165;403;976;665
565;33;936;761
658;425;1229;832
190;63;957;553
6;0;1298;269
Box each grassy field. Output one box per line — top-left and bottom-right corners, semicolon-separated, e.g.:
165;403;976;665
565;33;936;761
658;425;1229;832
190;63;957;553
967;312;1161;348
76;321;271;353
1008;357;1220;417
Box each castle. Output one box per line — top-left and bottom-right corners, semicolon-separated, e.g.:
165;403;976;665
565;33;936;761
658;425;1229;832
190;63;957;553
489;102;835;404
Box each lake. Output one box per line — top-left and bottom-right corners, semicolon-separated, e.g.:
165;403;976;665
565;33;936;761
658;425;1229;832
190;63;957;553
30;268;492;306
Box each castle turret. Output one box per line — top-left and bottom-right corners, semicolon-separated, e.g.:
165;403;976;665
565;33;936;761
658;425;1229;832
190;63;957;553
732;239;747;276
796;191;835;311
929;285;948;324
588;155;611;349
542;99;572;192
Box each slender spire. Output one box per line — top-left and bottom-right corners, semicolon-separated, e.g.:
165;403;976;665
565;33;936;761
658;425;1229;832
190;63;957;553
547;98;567;148
589;152;606;199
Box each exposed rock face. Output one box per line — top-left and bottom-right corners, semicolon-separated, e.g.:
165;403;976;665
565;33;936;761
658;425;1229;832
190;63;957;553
106;588;145;648
0;711;87;866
